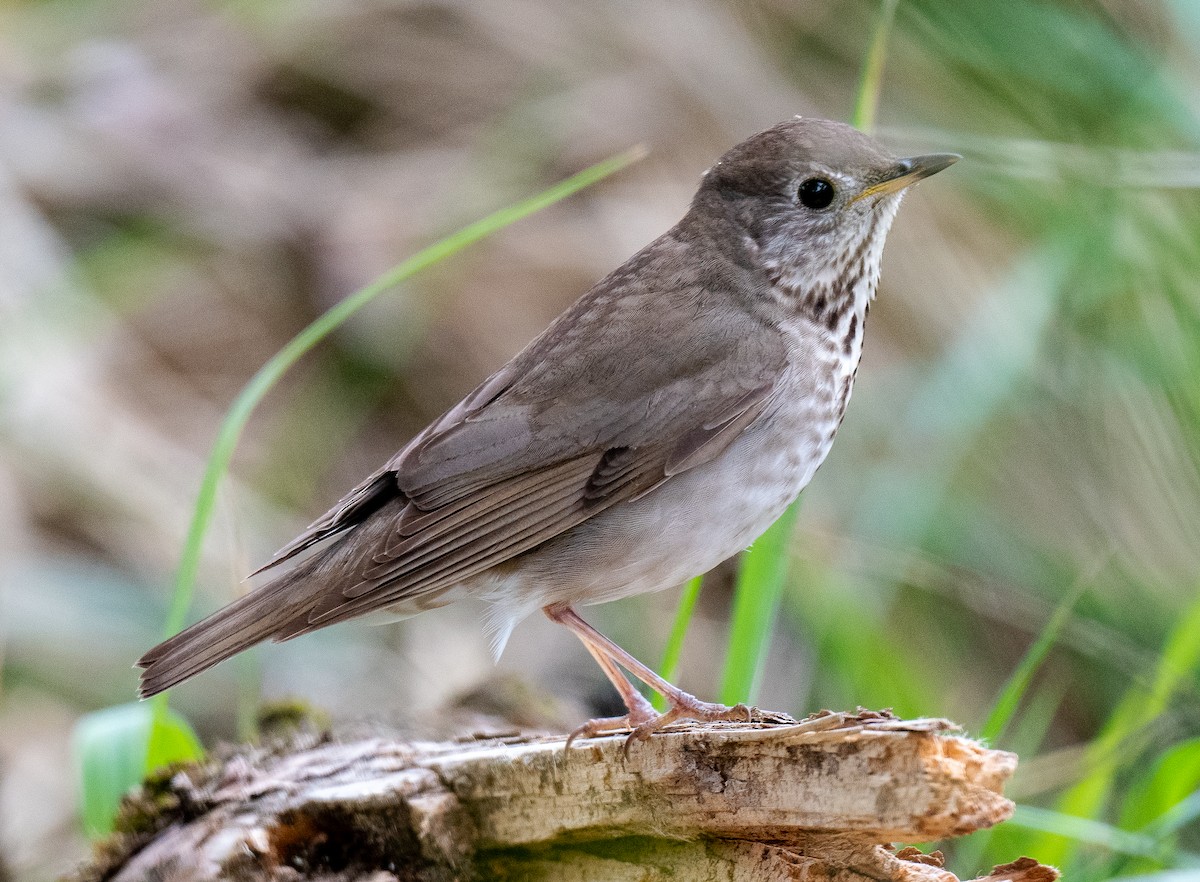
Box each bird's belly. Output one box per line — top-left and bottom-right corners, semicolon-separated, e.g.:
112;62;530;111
501;397;841;611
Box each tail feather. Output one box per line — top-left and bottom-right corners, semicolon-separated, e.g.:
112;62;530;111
137;497;409;697
136;560;321;698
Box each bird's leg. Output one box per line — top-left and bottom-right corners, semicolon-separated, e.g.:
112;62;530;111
563;633;658;748
546;604;787;747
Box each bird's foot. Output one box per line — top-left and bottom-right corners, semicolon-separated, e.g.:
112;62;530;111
626;693;793;745
547;605;795;753
565;690;659;750
566;690;796;754
565;712;647;750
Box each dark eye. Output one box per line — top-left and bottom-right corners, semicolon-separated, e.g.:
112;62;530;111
798;177;835;209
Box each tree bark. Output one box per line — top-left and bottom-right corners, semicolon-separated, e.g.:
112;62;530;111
76;710;1059;882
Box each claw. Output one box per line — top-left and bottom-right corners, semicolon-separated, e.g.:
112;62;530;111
565;714;636;750
568;697;796;754
565;692;667;750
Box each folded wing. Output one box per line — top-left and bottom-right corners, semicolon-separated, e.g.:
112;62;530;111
137;237;788;695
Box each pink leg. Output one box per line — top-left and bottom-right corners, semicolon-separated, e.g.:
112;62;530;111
565;635;658;748
545;604;791;747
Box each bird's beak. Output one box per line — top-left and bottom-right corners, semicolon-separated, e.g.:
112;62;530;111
854;153;960;202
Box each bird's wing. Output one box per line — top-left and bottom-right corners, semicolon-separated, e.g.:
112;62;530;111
263;238;788;631
300;376;776;626
136;240;790;694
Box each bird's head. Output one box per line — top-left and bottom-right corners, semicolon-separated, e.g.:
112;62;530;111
696;117;957;320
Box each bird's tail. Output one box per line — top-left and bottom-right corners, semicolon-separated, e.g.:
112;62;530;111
136;554;325;698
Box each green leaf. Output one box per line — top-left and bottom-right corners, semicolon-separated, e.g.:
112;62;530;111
980;576;1088;744
1030;584;1200;869
654;575;703;712
1008;804;1162;859
1122;737;1200;837
955;677;1070;872
720;500;801;706
73;702;203;839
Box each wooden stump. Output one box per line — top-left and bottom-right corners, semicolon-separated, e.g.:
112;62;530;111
75;710;1059;882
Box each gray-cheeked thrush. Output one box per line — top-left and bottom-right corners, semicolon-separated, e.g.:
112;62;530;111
138;117;957;742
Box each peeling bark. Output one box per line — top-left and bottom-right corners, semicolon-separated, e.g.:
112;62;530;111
75;711;1059;882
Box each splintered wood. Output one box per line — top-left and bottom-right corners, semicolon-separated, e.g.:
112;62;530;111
81;711;1058;882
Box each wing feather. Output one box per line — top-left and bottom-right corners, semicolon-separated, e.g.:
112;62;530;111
306;445;672;628
357;458;601;591
137;231;796;697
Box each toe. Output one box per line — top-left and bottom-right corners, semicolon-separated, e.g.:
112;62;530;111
566;701;660;749
566;715;629;748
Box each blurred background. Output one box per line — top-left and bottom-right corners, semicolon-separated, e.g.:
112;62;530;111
2;0;1199;878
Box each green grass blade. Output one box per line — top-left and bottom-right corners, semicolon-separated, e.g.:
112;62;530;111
956;676;1070;871
1122;738;1200;835
720;500;801;705
1146;789;1200;841
851;0;901;133
1114;738;1200;877
1009;804;1164;860
653;575;703;711
1028;582;1200;868
979;575;1089;744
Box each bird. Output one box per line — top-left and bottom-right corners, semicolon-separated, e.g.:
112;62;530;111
137;117;957;742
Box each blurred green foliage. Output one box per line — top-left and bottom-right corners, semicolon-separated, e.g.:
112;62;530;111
1;0;1198;879
72;703;201;839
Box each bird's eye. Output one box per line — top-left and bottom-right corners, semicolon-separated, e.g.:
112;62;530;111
798;177;835;209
